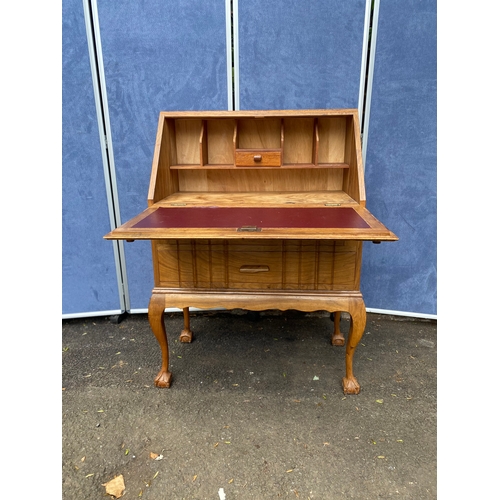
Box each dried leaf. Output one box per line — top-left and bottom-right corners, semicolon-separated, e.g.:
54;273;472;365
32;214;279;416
376;399;384;404
103;474;125;498
228;478;234;484
193;475;198;482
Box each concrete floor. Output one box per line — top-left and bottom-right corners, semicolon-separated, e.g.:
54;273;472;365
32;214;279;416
62;309;437;499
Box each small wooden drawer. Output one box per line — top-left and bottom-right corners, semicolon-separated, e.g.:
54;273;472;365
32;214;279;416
235;149;282;167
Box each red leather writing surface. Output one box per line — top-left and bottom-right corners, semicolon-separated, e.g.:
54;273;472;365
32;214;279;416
132;207;370;229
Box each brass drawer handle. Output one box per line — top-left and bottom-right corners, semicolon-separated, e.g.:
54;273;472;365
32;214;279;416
239;265;269;273
253;155;262;162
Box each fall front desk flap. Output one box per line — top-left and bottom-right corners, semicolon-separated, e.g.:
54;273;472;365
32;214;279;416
104;205;398;241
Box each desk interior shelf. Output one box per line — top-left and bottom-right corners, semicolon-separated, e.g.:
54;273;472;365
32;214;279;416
164;113;353;170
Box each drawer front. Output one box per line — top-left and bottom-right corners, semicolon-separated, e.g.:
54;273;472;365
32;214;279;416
235;149;282;167
155;239;359;291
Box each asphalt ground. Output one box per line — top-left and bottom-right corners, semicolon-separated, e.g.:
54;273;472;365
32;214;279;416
60;309;438;499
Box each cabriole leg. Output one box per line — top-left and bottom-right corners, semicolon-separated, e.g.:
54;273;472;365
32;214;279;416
342;300;367;395
331;311;345;346
148;293;172;388
179;307;193;343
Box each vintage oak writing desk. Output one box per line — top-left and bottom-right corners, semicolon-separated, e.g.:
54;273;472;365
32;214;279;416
105;109;397;394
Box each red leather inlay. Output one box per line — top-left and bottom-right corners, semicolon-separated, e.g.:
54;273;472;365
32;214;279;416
132;207;370;229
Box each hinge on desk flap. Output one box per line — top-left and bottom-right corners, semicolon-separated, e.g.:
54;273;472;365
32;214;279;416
171;202;187;206
237;225;261;232
324;202;341;206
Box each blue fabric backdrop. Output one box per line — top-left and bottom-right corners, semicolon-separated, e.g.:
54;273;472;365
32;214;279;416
362;0;437;314
96;0;229;310
238;0;366;110
62;0;121;315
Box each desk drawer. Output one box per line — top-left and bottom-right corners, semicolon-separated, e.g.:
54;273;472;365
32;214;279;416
155;239;358;291
235;149;282;167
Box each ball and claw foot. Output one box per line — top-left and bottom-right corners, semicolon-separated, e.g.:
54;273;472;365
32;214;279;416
179;329;193;343
154;370;172;388
342;376;360;395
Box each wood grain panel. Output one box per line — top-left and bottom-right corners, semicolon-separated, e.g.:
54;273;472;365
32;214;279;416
237;118;281;149
175;119;202;165
317;117;346;164
283;118;315;164
207;119;235;165
178;169;208;192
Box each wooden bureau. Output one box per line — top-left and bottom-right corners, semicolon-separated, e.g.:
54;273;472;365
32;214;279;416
105;109;397;394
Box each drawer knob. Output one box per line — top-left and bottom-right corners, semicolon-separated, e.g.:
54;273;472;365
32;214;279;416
253;155;262;162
